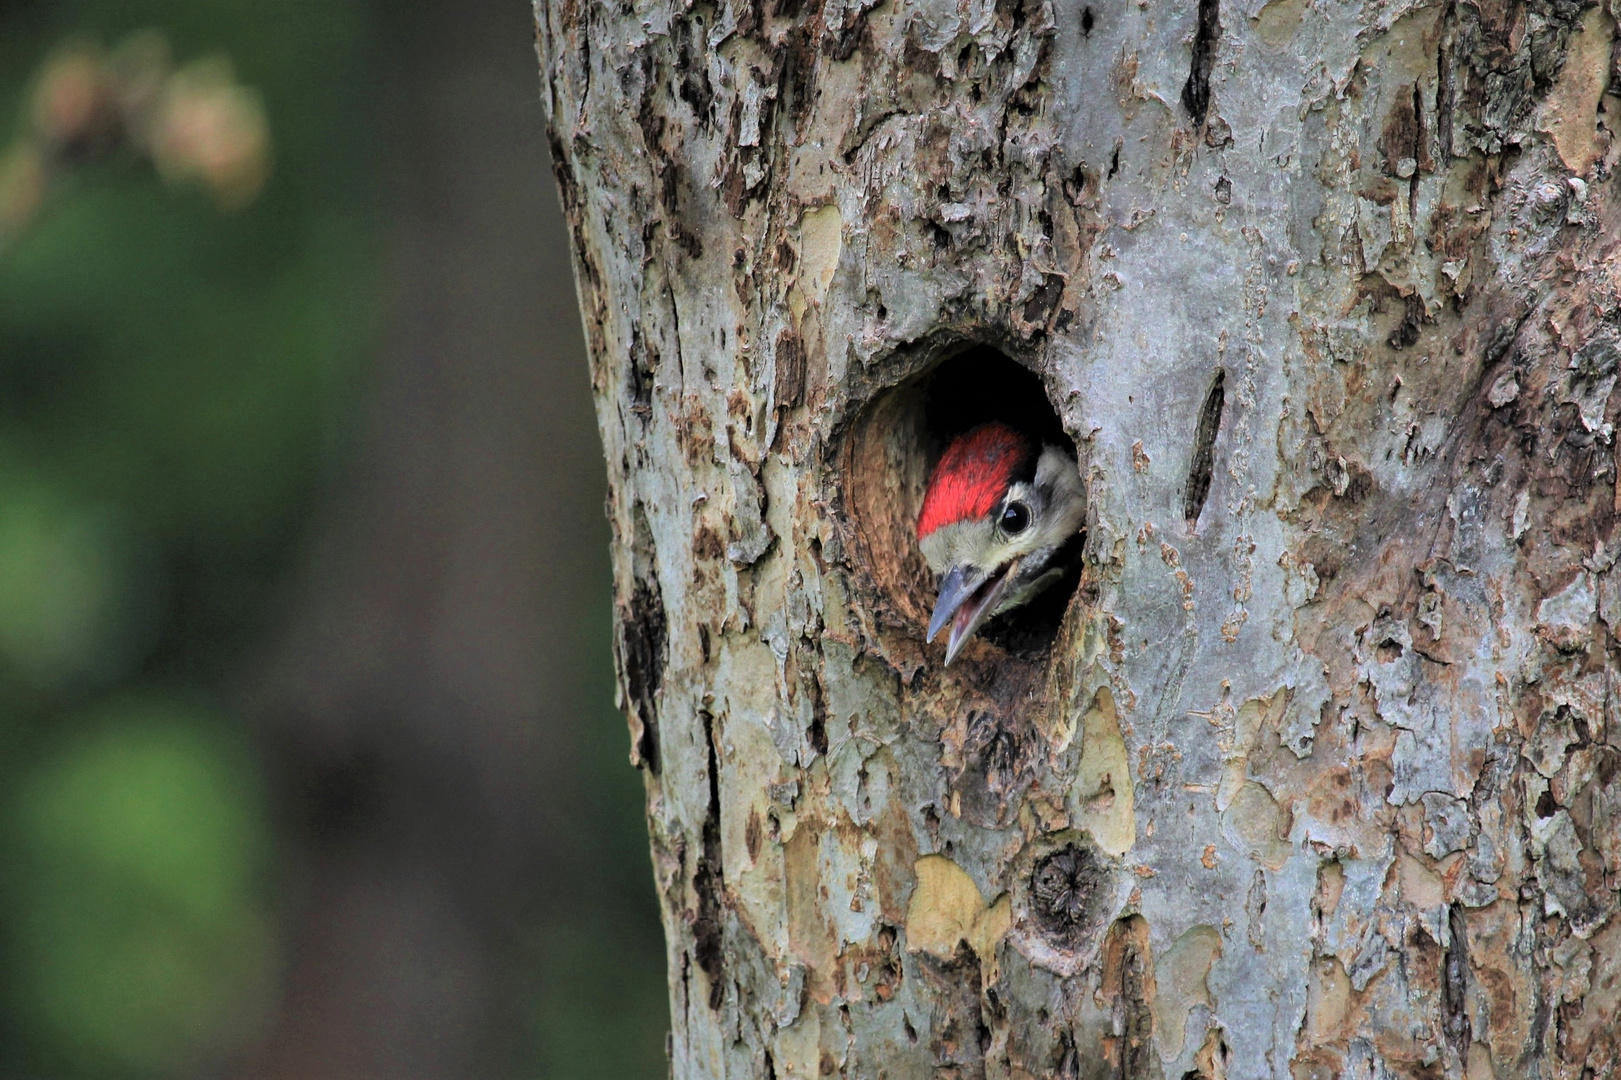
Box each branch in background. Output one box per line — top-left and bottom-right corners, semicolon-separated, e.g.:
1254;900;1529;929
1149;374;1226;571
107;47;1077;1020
0;31;271;241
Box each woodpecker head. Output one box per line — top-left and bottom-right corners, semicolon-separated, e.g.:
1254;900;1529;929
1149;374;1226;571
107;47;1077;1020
916;423;1086;665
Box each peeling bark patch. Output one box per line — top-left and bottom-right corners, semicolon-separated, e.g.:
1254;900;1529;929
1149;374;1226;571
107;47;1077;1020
797;203;843;303
1071;687;1136;855
1254;0;1308;48
616;579;667;771
1184;370;1225;527
772;329;806;445
1100;916;1156;1079
1540;5;1614;175
1181;0;1221;125
1445;0;1591;155
906;854;1012;971
1152;925;1222;1063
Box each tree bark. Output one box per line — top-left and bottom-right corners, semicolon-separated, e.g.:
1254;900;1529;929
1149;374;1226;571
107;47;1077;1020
536;0;1621;1076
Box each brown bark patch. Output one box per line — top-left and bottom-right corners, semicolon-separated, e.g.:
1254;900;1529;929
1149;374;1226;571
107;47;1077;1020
1098;916;1157;1078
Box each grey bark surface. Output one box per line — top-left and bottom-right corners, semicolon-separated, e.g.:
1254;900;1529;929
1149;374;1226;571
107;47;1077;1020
536;0;1621;1076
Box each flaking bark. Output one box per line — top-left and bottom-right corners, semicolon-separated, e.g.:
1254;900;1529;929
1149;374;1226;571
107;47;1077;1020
537;0;1621;1075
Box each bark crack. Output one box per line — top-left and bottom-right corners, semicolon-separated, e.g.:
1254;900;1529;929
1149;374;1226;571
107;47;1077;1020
1181;0;1221;126
1184;369;1226;526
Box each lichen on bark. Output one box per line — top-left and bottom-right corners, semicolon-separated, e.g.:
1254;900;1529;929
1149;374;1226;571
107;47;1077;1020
537;0;1621;1075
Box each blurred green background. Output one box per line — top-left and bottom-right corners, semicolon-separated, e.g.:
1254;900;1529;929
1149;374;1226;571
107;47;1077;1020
0;1;666;1077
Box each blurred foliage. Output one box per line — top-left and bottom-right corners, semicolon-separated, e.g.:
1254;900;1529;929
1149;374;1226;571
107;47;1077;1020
526;604;670;1080
0;473;153;691
0;0;375;1075
6;701;273;1075
1;30;272;238
0;2;665;1077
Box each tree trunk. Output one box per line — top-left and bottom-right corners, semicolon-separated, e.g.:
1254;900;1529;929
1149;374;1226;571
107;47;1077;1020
535;0;1621;1075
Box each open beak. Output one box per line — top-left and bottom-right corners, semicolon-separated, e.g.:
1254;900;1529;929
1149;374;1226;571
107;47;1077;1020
927;561;1020;666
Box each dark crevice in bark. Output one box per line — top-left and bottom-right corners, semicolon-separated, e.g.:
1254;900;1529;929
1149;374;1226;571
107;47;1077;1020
1181;1029;1231;1079
627;326;656;419
692;708;726;1009
1022;272;1067;330
1052;1027;1082;1079
1442;902;1471;1060
828;8;875;62
1181;0;1220;125
965;711;1029;803
928;941;992;1076
1408;82;1426;218
1436;7;1455;163
674;16;716;130
1063;165;1089;204
1245;869;1268;950
617;573;666;772
679;950;691;1029
806;693;829;757
1184;369;1226;526
1388;293;1426;350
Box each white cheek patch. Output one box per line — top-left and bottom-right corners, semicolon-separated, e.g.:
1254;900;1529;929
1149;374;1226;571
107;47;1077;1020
919;519;996;575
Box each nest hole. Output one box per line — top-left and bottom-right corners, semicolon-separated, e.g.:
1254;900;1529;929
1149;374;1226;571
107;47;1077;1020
841;345;1084;666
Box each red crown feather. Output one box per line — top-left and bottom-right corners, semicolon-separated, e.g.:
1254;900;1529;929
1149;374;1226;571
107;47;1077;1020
917;423;1034;539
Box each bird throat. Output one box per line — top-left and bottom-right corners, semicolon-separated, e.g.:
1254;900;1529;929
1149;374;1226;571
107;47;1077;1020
969;529;1087;658
945;560;1017;665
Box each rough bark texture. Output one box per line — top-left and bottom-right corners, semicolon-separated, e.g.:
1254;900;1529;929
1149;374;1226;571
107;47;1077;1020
536;0;1621;1075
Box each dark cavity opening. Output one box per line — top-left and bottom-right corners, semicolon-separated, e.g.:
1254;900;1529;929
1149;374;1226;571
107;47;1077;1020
840;345;1084;667
1184;369;1226;527
1181;0;1220;125
1081;7;1095;36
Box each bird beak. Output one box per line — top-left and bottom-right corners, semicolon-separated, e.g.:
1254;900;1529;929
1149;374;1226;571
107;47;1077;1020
927;561;1020;666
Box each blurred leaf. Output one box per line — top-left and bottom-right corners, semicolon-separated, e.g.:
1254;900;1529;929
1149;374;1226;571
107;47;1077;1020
529;913;669;1080
4;698;274;1076
0;468;155;690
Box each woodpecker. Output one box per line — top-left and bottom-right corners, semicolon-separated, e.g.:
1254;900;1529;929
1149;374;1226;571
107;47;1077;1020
917;423;1086;665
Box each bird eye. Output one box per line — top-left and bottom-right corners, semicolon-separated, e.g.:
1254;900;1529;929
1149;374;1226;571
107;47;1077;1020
1000;501;1030;534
